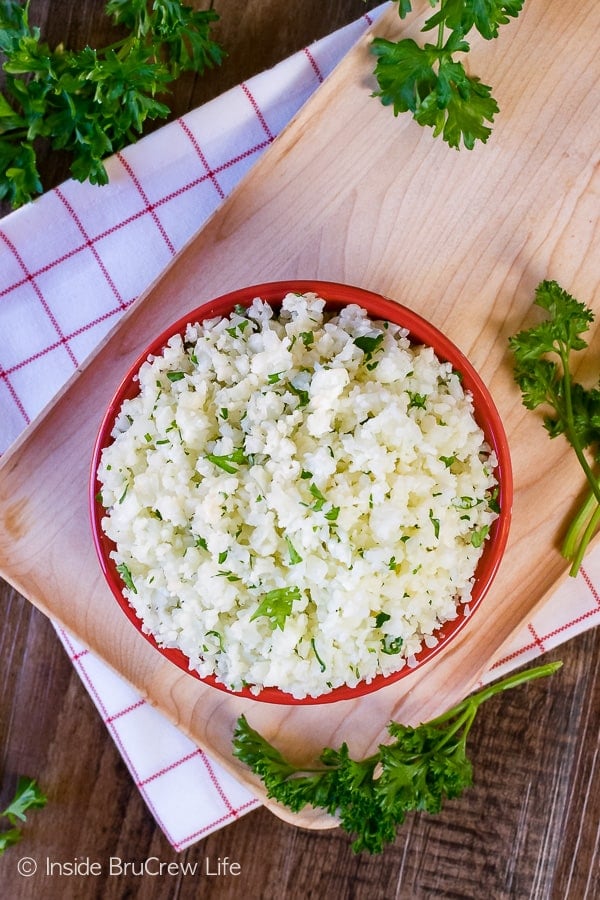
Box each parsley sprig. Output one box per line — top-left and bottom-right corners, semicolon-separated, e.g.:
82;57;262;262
0;0;223;207
0;776;47;854
509;280;600;576
370;0;524;149
233;661;560;853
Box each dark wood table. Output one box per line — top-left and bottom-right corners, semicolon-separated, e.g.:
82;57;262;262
1;3;598;897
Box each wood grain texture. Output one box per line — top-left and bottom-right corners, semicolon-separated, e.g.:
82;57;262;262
1;1;599;896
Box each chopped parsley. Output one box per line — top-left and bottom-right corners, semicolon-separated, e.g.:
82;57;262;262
250;586;301;631
206;448;248;473
116;562;136;594
310;637;327;672
285;537;303;565
381;635;403;655
470;525;490;548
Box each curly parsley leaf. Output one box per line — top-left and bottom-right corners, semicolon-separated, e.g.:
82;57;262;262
370;0;524;149
416;59;498;150
233;662;561;853
509;280;600;575
393;0;415;17
0;0;223;207
0;777;47;855
106;0;224;77
423;0;525;42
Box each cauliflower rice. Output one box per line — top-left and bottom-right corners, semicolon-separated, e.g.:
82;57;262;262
97;292;499;699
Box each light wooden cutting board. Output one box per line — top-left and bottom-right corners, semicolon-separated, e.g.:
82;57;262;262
1;0;599;827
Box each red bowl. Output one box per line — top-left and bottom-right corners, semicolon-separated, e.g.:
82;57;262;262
90;281;512;704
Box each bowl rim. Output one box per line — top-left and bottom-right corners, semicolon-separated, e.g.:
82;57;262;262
89;280;513;705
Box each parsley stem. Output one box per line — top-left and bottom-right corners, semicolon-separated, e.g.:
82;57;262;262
431;704;476;755
436;0;446;51
427;661;562;728
560;347;600;507
562;489;597;567
286;663;562;773
567;497;600;577
557;344;600;572
562;489;597;561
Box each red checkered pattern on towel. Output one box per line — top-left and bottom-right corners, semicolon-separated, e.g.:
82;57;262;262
55;627;261;850
1;4;599;848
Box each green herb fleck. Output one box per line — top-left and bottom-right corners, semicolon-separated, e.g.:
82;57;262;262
116;562;137;594
486;487;500;515
0;777;47;856
206;448;248;473
381;635;403;655
204;630;224;652
217;570;241;582
440;455;456;468
285;536;303;565
354;333;384;355
226;319;249;337
470;525;490;548
310;637;327;672
309;483;327;511
288;381;310;408
250;586;301;631
324;506;340;523
408;392;427;410
453;496;479;510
